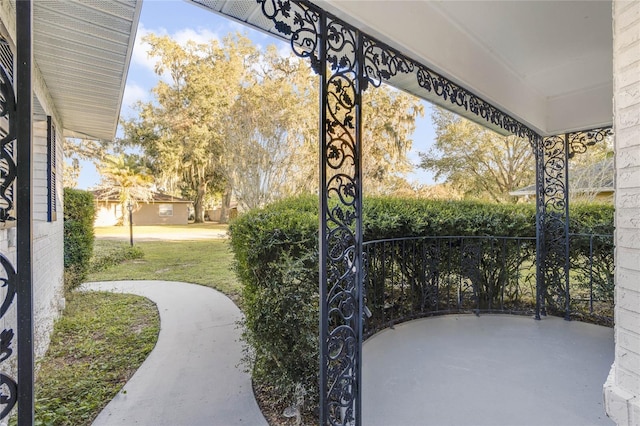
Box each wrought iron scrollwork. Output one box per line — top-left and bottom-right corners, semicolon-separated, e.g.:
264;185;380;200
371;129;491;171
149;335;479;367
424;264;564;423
0;64;16;223
256;0;322;73
322;14;362;426
258;2;363;423
362;38;414;91
568;127;613;158
537;134;570;318
0;254;16;420
0;61;17;421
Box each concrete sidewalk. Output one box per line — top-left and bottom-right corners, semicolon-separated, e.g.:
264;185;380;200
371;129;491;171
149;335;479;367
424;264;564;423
83;280;267;426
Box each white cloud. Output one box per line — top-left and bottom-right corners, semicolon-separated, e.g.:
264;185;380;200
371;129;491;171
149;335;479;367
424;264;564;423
173;27;219;46
121;83;150;118
130;23;221;84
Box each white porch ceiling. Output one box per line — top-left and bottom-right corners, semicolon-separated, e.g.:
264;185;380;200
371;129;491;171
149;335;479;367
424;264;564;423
189;0;613;136
32;0;142;141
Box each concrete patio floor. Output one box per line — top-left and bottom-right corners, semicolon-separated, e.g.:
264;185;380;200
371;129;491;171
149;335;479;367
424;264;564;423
363;314;614;426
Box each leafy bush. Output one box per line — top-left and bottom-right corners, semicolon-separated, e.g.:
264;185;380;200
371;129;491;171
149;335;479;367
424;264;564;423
229;195;319;413
569;202;614;314
363;197;536;238
63;189;96;292
230;195;614;413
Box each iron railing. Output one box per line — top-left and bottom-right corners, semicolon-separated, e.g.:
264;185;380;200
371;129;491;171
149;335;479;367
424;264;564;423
363;234;613;337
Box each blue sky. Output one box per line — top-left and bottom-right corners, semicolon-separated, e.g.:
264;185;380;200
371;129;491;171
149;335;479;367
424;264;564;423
77;0;436;188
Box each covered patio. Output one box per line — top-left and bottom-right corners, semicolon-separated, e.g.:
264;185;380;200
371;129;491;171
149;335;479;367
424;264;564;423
3;0;638;424
363;314;613;426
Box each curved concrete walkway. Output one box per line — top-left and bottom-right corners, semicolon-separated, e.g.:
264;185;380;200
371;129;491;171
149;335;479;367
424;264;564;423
82;280;267;426
363;314;614;426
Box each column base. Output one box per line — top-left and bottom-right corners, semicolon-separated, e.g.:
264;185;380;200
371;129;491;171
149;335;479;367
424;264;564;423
604;363;640;425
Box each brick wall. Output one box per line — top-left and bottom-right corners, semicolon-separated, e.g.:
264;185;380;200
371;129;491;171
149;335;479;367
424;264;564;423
604;1;640;424
31;119;65;360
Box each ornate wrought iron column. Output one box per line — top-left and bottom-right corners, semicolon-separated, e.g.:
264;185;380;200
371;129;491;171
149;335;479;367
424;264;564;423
317;13;364;424
255;1;365;424
534;127;612;320
536;134;570;319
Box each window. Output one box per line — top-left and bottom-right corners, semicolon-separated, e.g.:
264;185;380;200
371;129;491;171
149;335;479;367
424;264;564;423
47;116;57;222
158;204;173;217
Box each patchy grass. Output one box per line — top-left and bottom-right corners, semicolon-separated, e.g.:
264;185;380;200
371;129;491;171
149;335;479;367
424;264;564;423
32;225;239;425
87;239;241;302
34;292;159;426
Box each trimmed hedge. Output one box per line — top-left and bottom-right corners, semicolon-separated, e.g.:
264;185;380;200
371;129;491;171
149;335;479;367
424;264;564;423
63;189;96;292
229;195;613;413
229;196;319;411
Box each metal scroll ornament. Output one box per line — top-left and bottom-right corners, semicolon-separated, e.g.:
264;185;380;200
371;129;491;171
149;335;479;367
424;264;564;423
541;135;570;317
0;63;17;420
0;256;17;419
0;64;16;222
323;15;362;426
256;2;364;424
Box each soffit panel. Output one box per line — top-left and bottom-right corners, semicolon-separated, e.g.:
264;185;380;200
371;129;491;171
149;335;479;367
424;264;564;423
31;0;142;141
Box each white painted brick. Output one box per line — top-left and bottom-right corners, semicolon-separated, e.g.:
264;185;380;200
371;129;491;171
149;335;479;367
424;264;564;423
617;61;640;89
616;125;640;149
617;207;640;229
616;1;640;32
619;329;640;357
618;229;640;249
617;300;640;320
617;106;640;128
615;268;640;294
631;400;640;424
618;166;640;189
617;188;640;208
616;268;640;293
619;347;640;379
617;147;640;169
617;365;640;396
616;41;640;71
617;82;640;110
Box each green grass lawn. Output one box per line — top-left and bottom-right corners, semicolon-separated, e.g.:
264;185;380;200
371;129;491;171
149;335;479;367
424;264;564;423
34;224;240;425
87;238;241;302
34;292;159;426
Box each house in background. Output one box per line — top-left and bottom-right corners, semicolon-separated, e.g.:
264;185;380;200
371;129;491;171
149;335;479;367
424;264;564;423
94;191;192;226
510;158;615;203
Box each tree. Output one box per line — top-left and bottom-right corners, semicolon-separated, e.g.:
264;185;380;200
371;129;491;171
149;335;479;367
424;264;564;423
63;137;110;188
418;107;534;202
122;33;425;219
361;85;424;194
121;33;257;222
95;154;153;224
223;46;318;210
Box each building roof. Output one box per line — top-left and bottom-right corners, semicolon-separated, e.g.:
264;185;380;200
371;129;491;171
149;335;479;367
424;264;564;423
93;190;193;204
510;157;614;197
0;0;142;142
34;0;142;141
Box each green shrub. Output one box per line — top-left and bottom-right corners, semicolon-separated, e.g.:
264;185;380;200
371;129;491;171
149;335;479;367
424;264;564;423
230;195;614;413
229;195;319;413
568;202;615;311
63;189;96;292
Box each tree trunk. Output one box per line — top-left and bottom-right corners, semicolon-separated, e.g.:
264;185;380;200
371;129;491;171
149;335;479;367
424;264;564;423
219;187;232;224
194;181;207;223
